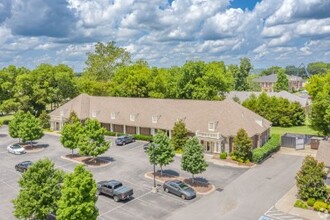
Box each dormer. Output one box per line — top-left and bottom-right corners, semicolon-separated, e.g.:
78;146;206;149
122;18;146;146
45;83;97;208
152;115;161;124
111;112;119;120
208;121;218;132
130;113;139;122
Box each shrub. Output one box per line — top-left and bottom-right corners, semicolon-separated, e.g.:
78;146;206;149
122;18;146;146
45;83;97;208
220;152;227;160
133;134;153;141
104;131;125;137
252;134;281;163
307;198;316;207
294;200;308;209
327;204;330;212
175;148;183;154
313;201;328;212
3;119;11;125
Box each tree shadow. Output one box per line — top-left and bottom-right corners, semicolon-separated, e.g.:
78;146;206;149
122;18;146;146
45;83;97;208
183;177;210;188
158;169;180;177
97;156;115;163
0;134;7;137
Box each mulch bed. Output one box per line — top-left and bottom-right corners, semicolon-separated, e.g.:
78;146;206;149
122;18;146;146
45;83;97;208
64;154;111;167
212;155;255;167
146;171;214;194
20;144;45;153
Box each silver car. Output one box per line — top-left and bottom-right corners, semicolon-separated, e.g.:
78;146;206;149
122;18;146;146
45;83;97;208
163;180;196;200
7;144;26;155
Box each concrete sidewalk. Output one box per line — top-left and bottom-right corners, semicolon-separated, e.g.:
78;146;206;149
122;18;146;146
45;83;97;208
275;186;328;220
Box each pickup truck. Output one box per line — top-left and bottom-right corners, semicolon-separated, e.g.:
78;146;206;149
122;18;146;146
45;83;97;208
97;180;133;202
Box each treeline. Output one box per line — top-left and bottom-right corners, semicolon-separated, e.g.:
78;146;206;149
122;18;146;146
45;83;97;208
242;93;305;127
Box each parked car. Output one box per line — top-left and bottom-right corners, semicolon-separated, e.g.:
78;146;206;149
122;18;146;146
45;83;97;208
115;135;135;146
163;180;196;200
15;161;33;173
7;144;26;155
97;180;134;202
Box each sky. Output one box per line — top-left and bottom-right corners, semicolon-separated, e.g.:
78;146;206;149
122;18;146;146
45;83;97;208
0;0;330;72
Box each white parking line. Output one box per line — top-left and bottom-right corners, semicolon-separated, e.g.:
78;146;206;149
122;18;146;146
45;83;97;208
1;180;19;191
99;190;152;217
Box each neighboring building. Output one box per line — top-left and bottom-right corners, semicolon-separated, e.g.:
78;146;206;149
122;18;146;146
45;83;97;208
316;140;330;168
253;73;304;92
50;94;271;155
226;91;311;108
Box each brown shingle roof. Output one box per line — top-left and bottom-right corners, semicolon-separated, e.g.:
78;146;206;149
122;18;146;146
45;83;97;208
50;94;271;137
316;140;330;168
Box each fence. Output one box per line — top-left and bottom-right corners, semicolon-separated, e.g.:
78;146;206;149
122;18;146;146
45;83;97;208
281;133;314;150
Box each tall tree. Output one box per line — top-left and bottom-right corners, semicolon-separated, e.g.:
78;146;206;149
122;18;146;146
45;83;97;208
260;66;284;76
296;156;328;200
274;69;289;92
12;159;64;220
61;116;83;156
78;119;110;160
84;41;131;81
306;72;330;135
232;128;252;162
307;62;330;75
181;137;208;183
19;112;44;146
171;120;189;151
234;57;252;91
57;165;98;220
9;111;26;141
147;131;175;176
39;110;50;129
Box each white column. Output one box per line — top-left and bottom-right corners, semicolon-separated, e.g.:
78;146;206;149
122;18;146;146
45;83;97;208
151;128;155;136
110;124;113;132
123;125;126;134
137;127;140;135
168;130;172;138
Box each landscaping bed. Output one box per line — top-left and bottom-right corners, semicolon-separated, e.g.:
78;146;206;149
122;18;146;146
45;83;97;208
62;154;111;167
145;171;214;194
21;143;45;153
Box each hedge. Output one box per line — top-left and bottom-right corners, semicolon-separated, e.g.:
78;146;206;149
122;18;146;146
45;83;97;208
294;200;308;209
252;134;281;163
220;152;227;160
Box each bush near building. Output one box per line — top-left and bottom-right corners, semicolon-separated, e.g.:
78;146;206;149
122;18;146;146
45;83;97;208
252;134;281;163
219;152;227;160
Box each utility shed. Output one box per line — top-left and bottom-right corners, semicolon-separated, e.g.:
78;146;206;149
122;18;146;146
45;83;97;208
316;140;330;168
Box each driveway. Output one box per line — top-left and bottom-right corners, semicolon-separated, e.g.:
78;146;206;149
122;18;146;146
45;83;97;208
0;126;245;220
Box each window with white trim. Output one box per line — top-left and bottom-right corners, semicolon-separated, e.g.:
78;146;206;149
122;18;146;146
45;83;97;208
130;114;137;122
208;122;217;131
152;116;159;124
111;112;117;120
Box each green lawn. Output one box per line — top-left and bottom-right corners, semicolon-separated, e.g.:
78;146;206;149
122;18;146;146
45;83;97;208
271;125;319;136
0;114;14;121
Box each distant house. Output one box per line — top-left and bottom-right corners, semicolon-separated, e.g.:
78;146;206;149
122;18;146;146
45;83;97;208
49;94;271;155
253;73;304;92
226;91;311;108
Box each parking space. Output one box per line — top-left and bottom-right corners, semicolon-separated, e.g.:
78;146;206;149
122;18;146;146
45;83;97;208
0;126;246;220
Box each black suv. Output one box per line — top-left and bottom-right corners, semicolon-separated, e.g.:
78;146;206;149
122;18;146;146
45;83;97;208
15;161;33;173
115;135;135;146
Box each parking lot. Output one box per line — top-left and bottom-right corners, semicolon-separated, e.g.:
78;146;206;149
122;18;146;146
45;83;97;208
0;125;246;220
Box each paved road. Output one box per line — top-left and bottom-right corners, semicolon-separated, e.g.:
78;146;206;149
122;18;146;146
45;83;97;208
167;153;304;220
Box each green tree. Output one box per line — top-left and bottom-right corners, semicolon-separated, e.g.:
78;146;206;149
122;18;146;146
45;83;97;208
307;62;330;75
57;165;98;220
19;112;44;146
84;41;131;81
181;137;208;183
61;116;83;156
306;72;330;135
232;128;252;162
171;120;189;151
9;111;26;141
12;159;64;220
274;69;289;92
260;66;284;76
234;57;252;91
67;111;79;124
147;131;175;176
295;156;328;200
78;119;110;160
39;110;50;129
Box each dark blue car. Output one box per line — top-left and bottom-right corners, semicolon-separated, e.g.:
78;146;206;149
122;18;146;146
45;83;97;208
115;135;135;146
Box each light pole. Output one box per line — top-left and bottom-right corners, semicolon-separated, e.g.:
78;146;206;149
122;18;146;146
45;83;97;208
150;141;158;193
